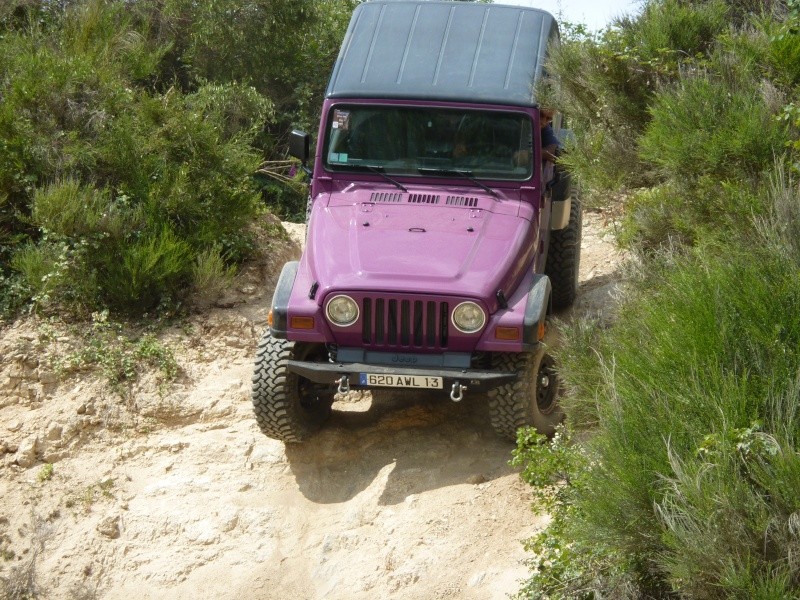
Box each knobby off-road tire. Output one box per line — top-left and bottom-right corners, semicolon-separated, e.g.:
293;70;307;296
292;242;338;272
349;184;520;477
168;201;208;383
545;193;582;310
487;348;563;441
251;330;334;443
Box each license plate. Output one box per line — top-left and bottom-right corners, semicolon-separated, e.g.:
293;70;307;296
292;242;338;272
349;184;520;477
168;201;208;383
359;373;443;389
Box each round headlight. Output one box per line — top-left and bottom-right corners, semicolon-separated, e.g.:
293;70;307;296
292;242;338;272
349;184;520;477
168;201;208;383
452;301;486;333
326;295;359;327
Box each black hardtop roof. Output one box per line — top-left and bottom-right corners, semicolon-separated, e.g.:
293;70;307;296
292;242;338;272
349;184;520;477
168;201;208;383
326;0;558;108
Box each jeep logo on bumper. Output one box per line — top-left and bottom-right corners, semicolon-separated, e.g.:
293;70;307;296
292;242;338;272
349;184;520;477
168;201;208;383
391;354;418;364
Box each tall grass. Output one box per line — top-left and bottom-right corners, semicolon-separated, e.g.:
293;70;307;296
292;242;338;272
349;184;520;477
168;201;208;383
518;174;800;598
518;1;800;597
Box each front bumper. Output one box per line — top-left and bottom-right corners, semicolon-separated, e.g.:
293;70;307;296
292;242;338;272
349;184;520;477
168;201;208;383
287;360;517;392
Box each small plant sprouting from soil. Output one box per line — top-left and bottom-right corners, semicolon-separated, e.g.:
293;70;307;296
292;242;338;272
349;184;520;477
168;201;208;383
36;465;53;484
65;479;116;514
49;311;179;393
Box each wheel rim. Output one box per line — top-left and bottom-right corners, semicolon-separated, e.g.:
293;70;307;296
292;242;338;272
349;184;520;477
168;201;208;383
536;355;558;414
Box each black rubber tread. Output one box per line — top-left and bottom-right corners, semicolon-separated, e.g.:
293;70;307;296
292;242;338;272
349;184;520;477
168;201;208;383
545;193;582;310
251;329;333;443
487;349;563;441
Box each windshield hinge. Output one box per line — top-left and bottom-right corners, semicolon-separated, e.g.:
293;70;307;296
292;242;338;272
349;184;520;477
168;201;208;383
496;289;508;309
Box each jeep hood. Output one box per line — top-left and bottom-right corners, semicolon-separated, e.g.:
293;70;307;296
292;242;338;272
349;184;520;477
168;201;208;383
303;191;536;309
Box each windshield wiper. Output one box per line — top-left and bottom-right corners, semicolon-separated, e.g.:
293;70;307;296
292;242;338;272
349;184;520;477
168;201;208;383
417;168;498;197
365;165;407;192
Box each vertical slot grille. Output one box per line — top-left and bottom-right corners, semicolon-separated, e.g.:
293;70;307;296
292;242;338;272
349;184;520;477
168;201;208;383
387;300;398;345
426;301;436;346
413;301;424;346
376;299;385;344
400;300;411;346
359;296;450;349
440;302;449;347
370;192;403;203
362;298;372;344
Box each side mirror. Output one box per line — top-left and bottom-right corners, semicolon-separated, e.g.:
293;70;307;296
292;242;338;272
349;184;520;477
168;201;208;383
288;130;310;164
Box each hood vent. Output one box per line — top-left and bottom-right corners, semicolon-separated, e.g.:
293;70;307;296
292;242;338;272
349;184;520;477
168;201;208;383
446;195;479;207
370;192;403;203
408;194;440;204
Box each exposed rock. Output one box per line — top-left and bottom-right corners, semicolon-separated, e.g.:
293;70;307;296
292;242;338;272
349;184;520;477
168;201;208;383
38;370;59;385
46;422;63;442
14;435;39;468
97;515;121;539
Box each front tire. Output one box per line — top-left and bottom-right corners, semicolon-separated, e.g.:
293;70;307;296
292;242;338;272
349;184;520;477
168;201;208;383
251;330;334;443
545;193;582;310
487;348;563;441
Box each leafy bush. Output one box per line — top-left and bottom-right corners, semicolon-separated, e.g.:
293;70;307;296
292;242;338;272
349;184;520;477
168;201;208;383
542;29;655;195
543;0;734;198
0;0;280;316
150;0;358;132
640;72;785;182
527;172;800;597
522;2;800;593
190;243;235;305
620;176;765;250
624;0;729;64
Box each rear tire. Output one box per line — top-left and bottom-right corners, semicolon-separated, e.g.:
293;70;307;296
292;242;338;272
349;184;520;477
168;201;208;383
487;348;563;441
546;193;582;310
251;330;334;443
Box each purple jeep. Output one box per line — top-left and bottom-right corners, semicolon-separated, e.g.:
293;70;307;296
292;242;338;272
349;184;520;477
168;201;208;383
252;0;581;442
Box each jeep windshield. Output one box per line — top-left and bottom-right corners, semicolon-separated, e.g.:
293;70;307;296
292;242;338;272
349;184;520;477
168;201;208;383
323;105;533;181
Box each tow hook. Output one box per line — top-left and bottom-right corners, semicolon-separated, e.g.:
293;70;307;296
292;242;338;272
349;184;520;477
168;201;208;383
337;375;350;394
450;381;466;402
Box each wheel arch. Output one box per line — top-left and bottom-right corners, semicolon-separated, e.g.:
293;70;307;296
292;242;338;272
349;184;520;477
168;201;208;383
270;261;299;339
522;273;552;347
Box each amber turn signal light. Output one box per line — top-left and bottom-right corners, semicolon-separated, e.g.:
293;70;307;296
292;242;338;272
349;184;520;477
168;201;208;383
290;316;315;329
267;310;274;328
495;326;520;341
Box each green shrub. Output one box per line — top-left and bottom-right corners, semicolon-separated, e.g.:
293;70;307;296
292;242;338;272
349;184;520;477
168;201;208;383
542;30;656;194
768;29;800;86
99;226;192;311
640;73;786;182
521;2;800;598
620;177;765;250
512;426;648;599
31;179;109;237
625;0;729;65
153;0;357;132
0;1;271;315
542;202;800;596
191;244;235;304
543;0;735;198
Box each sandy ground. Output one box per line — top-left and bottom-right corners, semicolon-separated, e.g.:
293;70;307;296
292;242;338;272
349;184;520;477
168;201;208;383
0;209;623;600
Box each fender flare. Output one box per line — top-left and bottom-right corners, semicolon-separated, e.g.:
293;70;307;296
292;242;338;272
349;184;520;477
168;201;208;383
522;274;552;348
550;171;572;231
269;261;299;338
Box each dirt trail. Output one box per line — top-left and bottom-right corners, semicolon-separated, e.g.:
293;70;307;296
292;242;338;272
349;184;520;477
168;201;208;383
0;210;622;600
